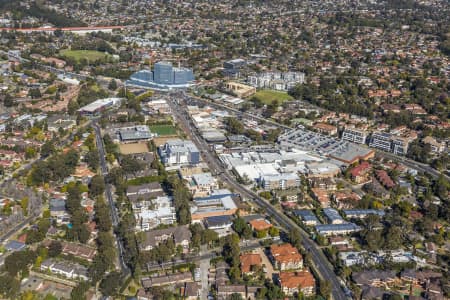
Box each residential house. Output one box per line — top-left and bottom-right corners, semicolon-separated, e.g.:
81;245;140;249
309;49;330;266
352;270;397;288
375;170;395;189
127;182;165;202
323;208;345;224
141;272;192;288
350;162;372;183
240;253;262;274
314;122;337;136
315;223;361;236
311;188;330;207
189;172;218;197
293;210;320;226
309;177;337;191
140;225;192;252
249;218;273;233
182;282;200;300
422;136;445;154
40;258;88;281
47;115;76;133
61;242;97;262
217;284;246;300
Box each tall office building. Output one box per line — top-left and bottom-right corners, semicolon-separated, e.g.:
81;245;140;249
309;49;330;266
127;61;194;90
153;61;173;84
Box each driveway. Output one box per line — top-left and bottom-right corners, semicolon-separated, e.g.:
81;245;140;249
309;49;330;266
256;247;277;279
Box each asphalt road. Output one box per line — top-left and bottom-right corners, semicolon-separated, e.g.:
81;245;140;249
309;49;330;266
167;95;348;300
92;122;130;276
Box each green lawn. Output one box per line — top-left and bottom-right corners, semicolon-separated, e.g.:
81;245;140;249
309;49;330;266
149;124;177;136
252;90;293;105
60;49;108;62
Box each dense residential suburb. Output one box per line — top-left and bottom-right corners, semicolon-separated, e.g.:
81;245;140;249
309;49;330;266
0;0;448;299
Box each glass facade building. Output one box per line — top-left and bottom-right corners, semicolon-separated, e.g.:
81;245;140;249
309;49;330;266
127;61;194;90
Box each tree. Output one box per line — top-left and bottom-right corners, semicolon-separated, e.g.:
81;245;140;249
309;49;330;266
78;224;91;244
3;94;14;107
232;216;251;238
89;175;105;197
268;226;279;237
28;88;42;99
40;141;56;158
120;156;143;174
84;150;100;171
201;229;219;245
4;250;37;276
223;234;241;281
71;282;89;300
230;293;244;300
289;229;302;249
108;79;117;90
99;271;121;296
319;279;332;299
48;241;62;257
362;229;384;251
95;199;112;232
384;226;403;249
0;274;20;299
225;117;244;134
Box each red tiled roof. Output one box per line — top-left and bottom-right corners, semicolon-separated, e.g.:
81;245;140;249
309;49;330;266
279;271;315;289
270;244;302;264
249;219;273;231
240;253;262;273
350;162;371;178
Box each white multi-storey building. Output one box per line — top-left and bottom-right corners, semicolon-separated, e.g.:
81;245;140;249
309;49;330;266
342;128;368;144
248;72;305;91
159;139;200;166
133;196;176;231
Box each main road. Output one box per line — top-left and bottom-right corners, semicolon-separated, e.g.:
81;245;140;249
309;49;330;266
167;95;348;300
92;122;130;276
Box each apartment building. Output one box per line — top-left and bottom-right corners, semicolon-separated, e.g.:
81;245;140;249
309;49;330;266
342;127;368;144
133;196;176;231
260;173;300;190
270;243;303;270
370;128;417;155
278;270;316;296
369;132;392;152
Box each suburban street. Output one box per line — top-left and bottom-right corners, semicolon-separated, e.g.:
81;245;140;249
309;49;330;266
167;95;348;300
92;122;130;276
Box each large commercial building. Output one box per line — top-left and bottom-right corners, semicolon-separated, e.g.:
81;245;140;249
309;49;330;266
116;125;154;143
279;127;374;165
159;139;200;166
260;173;300;190
224;81;256;98
191;189;238;221
77;98;122;116
127;61;195;90
223;59;246;77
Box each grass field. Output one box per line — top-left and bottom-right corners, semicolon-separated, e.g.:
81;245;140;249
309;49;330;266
60;49;108;62
253;90;293;105
150;125;177;136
